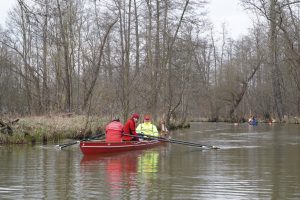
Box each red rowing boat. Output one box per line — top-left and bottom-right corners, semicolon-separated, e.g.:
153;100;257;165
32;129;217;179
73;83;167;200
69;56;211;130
80;140;162;155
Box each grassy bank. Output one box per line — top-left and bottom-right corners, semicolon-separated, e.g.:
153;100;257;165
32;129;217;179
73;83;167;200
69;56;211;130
190;116;300;124
1;115;191;144
0;115;107;144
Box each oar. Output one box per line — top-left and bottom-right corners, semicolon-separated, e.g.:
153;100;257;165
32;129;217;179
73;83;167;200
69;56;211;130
123;133;219;149
57;141;78;150
56;132;105;150
162;137;219;149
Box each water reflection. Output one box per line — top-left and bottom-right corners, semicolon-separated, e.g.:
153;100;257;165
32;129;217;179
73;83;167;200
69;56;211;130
1;123;299;200
138;151;159;174
80;149;160;199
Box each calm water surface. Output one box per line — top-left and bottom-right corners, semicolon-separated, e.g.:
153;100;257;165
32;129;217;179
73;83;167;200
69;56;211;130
0;122;299;200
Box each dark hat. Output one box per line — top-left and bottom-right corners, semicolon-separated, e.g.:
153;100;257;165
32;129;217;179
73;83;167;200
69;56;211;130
113;116;120;121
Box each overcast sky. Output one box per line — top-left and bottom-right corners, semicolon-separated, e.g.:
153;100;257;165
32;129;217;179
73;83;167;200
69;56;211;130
0;0;251;39
0;0;16;26
209;0;252;39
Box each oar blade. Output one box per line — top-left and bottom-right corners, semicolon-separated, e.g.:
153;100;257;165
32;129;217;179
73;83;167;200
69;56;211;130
56;141;79;150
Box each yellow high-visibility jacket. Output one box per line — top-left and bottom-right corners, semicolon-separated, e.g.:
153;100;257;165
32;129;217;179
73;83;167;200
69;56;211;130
136;122;159;137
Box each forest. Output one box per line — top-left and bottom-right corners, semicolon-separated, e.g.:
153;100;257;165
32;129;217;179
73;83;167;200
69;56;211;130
1;0;300;126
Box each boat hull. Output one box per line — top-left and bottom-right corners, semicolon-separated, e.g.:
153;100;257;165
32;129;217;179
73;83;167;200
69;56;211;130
80;140;162;155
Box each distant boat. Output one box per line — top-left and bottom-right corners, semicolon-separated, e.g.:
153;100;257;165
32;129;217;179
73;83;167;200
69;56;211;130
248;119;258;126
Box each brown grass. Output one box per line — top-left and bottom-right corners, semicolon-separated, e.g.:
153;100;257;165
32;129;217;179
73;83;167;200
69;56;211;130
0;115;107;144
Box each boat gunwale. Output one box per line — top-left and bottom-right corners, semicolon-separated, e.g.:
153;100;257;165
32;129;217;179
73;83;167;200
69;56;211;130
80;140;161;149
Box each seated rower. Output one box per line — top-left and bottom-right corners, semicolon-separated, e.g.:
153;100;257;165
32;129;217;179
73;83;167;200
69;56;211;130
136;114;159;139
105;116;123;142
122;113;140;141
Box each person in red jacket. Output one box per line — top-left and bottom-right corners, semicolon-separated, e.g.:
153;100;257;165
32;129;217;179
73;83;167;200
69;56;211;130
105;116;123;142
122;113;139;141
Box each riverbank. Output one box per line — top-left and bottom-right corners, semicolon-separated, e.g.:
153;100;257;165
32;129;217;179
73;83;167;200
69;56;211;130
0;115;106;144
191;116;300;124
0;114;191;144
4;114;297;145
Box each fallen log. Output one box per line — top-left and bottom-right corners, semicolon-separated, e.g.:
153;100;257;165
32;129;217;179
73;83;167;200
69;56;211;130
0;119;18;135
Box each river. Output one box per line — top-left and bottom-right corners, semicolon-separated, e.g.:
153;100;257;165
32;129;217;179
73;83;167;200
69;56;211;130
0;122;299;200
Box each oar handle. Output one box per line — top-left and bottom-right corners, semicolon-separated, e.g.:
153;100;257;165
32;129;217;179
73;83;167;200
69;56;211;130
122;133;140;138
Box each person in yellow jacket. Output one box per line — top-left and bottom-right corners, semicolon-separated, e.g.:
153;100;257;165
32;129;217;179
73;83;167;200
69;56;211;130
136;114;159;137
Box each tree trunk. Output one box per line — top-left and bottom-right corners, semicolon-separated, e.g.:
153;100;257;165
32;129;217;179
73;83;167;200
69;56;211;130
269;0;284;121
57;0;71;112
42;0;50;113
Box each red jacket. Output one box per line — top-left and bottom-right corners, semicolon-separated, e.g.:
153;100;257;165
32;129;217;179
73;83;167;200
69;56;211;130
122;118;137;141
106;121;123;142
